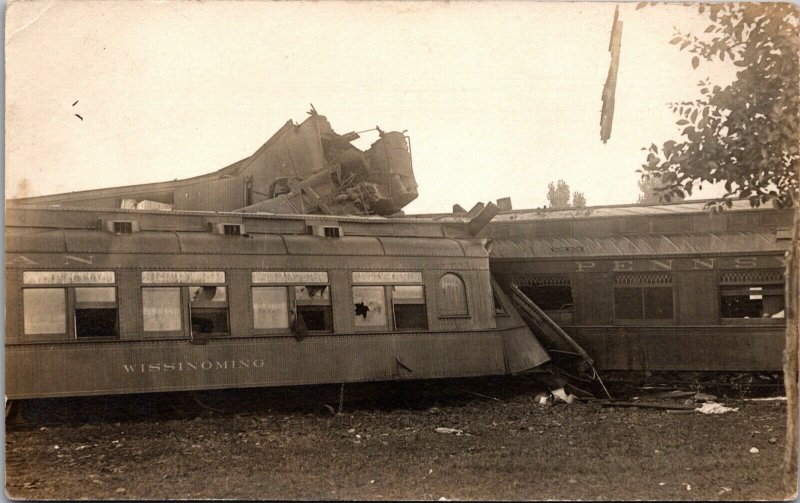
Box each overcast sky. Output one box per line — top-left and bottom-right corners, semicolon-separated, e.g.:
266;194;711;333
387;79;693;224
6;1;736;213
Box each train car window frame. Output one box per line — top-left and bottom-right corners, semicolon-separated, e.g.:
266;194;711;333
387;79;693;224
613;273;675;324
22;287;68;340
517;275;574;324
390;285;428;331
251;271;333;336
437;272;470;319
74;286;119;339
719;270;785;324
21;270;119;342
188;285;230;338
351;271;427;331
141;287;185;337
140;271;228;339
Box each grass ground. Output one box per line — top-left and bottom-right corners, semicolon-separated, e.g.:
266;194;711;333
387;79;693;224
5;374;791;500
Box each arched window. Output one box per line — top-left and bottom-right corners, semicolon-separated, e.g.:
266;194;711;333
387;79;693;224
438;273;468;317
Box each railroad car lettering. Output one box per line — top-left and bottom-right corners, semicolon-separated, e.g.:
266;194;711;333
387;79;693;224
690;258;716;270
576;261;596;272
64;255;93;265
121;359;266;373
735;257;758;269
613;260;633;271
650;259;673;270
6;255;37;266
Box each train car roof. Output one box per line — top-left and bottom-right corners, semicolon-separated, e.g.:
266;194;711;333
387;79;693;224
5;214;488;259
412;199;794;222
5;205;473;240
490;199;787;221
488;230;790;259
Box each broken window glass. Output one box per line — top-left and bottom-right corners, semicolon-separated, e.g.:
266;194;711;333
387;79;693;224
295;285;333;332
437;273;469;317
142;287;182;332
353;286;387;328
23;288;66;335
519;285;574;311
75;287;118;338
189;286;229;335
721;285;785;319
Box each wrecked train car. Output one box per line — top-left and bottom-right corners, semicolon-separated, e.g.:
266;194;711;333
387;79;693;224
481;200;793;371
10;110;418;217
4;206;549;399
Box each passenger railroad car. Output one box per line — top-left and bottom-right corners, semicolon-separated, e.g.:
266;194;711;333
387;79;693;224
484;200;793;371
5;207;548;399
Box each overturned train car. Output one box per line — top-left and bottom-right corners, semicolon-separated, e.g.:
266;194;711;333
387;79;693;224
5;206;549;399
483;201;793;371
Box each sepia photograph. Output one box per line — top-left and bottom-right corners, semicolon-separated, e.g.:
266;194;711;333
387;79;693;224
4;1;798;500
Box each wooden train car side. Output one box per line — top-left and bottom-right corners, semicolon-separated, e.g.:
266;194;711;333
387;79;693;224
5;207;549;399
485;202;793;371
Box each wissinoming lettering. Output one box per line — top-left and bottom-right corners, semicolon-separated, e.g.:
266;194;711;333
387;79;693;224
123;359;265;373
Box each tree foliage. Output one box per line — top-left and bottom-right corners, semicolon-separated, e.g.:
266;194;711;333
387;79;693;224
547;180;572;208
637;173;685;204
546;180;588;208
639;3;799;209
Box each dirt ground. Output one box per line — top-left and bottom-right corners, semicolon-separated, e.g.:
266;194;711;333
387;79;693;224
5;373;792;501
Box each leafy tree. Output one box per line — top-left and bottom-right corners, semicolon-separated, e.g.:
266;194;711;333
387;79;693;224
639;3;798;492
639;3;798;210
636;173;684;204
546;180;572;208
572;191;587;208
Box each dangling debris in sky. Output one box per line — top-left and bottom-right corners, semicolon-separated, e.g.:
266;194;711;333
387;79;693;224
600;5;623;143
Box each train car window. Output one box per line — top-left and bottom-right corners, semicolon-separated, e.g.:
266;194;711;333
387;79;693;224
613;274;674;321
391;285;428;330
142;271;225;284
252;287;290;330
23;288;67;335
74;287;118;338
719;270;785;320
352;286;388;328
253;271;329;284
519;285;574;311
353;271;423;284
517;275;574;323
23;271;115;285
294;285;333;332
142;287;183;332
437;273;469;317
189;286;229;336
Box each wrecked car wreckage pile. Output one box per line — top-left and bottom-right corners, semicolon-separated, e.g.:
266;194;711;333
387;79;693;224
6;109;789;408
6;109;606;406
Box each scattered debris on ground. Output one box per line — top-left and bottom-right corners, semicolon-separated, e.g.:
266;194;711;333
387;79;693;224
696;403;739;415
5;374;789;500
